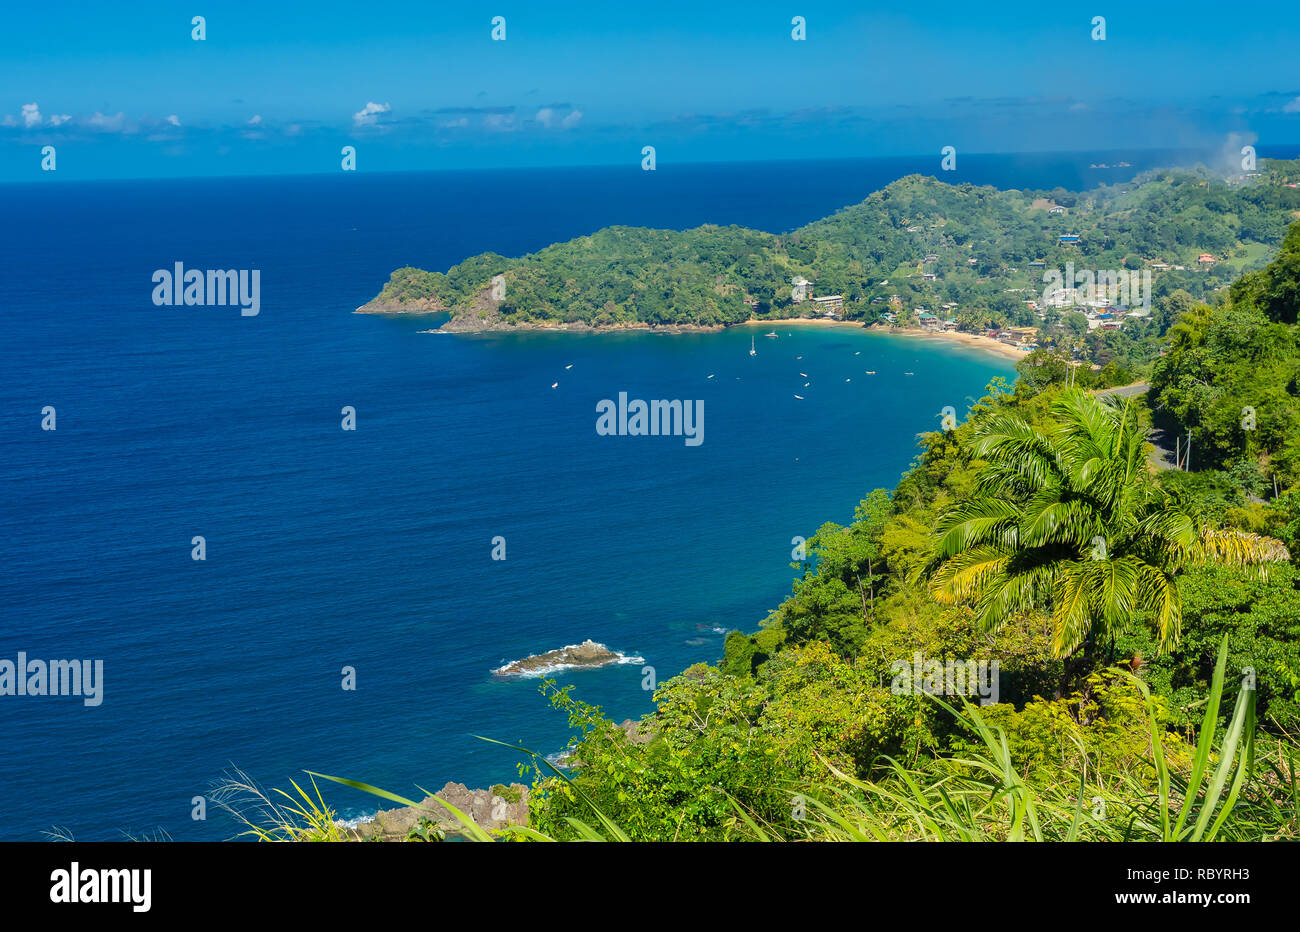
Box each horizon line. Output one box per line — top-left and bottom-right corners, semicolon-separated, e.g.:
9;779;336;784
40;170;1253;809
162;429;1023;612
5;143;1299;189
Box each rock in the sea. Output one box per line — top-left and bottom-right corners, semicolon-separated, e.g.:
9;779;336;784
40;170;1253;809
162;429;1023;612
494;639;625;675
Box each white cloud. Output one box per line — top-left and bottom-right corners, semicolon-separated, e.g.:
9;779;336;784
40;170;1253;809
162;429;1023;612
533;106;582;130
11;104;72;129
352;101;391;126
87;111;127;132
483;112;516;131
1284;96;1300;114
247;114;262;125
166;114;181;127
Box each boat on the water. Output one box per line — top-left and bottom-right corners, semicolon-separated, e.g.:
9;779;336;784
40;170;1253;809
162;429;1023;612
749;336;757;357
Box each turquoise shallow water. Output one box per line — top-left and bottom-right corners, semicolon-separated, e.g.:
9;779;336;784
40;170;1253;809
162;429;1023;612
0;162;1023;839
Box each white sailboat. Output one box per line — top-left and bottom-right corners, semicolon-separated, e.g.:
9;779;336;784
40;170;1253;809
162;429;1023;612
749;336;757;356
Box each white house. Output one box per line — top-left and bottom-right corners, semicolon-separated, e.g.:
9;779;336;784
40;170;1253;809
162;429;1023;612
811;294;844;316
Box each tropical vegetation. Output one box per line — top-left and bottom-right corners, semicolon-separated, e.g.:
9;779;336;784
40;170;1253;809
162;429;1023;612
238;171;1300;843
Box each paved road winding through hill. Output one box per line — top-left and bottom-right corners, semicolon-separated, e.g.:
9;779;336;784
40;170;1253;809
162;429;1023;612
1094;381;1178;470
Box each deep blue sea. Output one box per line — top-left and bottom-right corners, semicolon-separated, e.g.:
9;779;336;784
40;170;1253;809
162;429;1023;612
0;150;1224;839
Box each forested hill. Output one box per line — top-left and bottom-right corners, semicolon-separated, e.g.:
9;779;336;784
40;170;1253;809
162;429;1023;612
359;159;1300;330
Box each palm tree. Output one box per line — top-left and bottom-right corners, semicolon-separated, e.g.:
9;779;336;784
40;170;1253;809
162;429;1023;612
929;389;1289;658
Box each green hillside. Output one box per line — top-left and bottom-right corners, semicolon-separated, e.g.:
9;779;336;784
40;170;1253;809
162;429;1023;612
363;158;1300;334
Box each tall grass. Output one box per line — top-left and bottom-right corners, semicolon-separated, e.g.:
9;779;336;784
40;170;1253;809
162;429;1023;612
209;767;355;842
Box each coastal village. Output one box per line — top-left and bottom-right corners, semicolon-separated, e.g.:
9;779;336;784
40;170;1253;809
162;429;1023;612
784;266;1136;354
774;212;1226;355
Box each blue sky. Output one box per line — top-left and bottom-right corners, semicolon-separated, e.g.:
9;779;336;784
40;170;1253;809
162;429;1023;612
3;0;1300;180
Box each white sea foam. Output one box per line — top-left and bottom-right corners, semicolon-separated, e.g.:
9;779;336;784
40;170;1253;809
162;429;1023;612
544;748;576;769
336;810;379;830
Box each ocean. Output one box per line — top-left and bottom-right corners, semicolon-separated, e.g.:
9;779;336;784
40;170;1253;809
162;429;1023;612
0;151;1186;839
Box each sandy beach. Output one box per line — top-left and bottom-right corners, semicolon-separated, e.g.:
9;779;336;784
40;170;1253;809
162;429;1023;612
741;318;1028;361
735;316;872;330
882;327;1029;361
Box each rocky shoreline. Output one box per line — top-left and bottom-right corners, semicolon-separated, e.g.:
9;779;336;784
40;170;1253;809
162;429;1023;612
356;297;448;315
438;317;728;334
345;714;655;840
345;781;530;840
